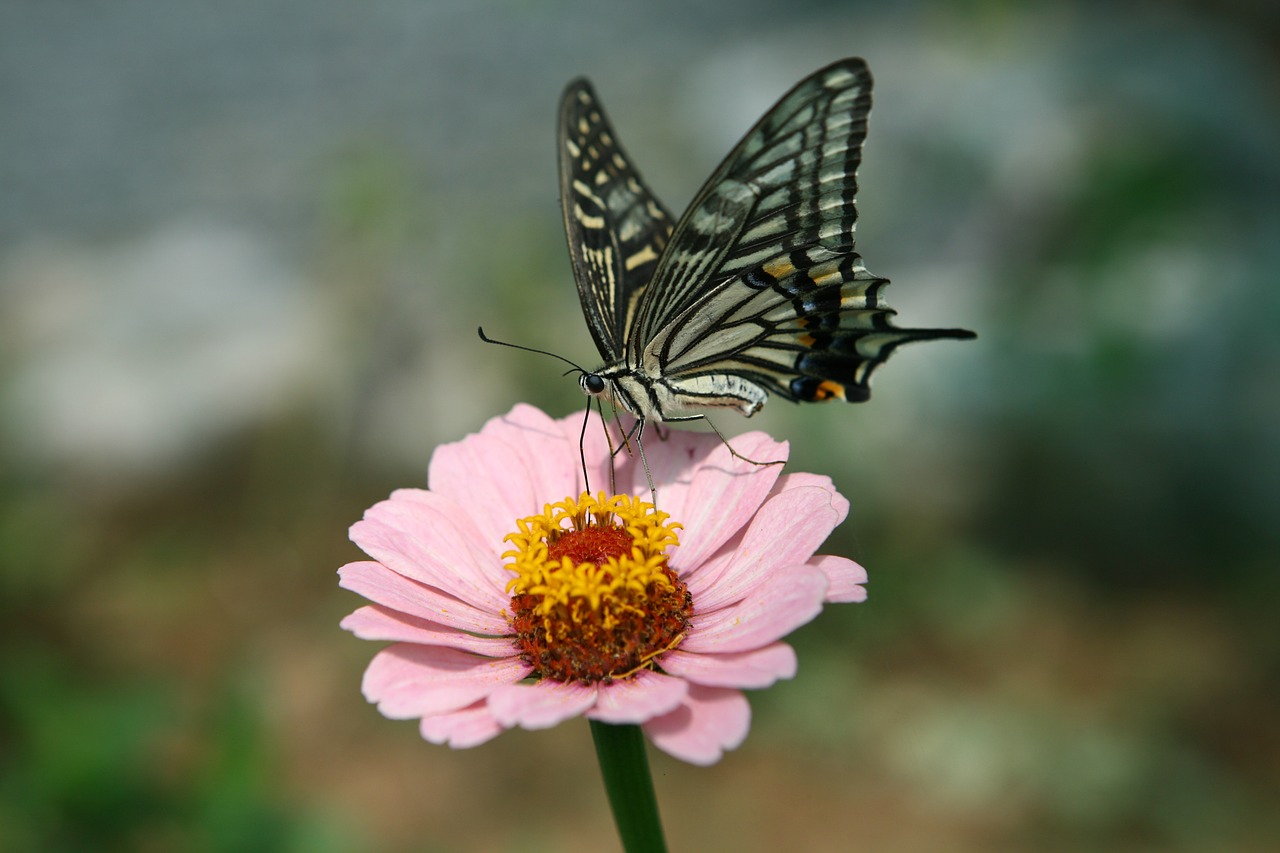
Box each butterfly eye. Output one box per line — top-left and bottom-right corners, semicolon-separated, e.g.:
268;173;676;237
581;374;606;396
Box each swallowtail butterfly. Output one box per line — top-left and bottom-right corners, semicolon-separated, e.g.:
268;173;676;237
560;58;974;432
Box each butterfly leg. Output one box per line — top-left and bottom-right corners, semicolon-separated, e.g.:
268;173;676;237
609;415;643;495
601;412;658;505
592;405;646;497
610;409;643;459
597;402;630;496
633;419;659;507
701;415;788;469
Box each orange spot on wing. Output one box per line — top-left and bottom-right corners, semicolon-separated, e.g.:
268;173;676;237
764;258;796;280
813;381;847;401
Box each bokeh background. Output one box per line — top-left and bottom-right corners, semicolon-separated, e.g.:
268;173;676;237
3;1;1277;851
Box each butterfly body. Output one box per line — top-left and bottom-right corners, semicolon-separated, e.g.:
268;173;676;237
581;361;768;423
560;59;975;428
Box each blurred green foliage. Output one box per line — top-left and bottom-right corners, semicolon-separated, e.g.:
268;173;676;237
0;654;355;852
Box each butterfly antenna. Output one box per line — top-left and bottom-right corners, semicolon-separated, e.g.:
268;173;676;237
477;327;587;375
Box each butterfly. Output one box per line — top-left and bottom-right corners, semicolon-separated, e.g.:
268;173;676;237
560;57;974;441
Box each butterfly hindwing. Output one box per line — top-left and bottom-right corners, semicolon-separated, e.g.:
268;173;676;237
559;79;675;364
656;249;972;403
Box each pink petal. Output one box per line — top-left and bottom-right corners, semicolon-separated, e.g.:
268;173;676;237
351;490;510;613
683;566;828;654
480;403;581;504
361;644;529;718
427;407;576;546
770;472;849;526
487;680;598;730
586;671;688;724
419;703;506;748
340;605;516;656
810;554;868;603
688;484;845;609
659;643;797;689
338;561;509;635
337;404;864;762
668;432;788;571
643;684;751;766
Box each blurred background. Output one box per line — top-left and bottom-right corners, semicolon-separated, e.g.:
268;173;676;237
2;1;1277;851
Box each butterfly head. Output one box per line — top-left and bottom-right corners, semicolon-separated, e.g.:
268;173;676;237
580;372;607;398
579;367;653;421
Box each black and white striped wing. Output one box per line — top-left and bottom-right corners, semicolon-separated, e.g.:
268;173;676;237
634;58;975;404
559;78;675;364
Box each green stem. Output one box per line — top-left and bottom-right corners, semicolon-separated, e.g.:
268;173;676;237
590;721;668;853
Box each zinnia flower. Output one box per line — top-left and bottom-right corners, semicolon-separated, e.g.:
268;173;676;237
338;404;867;765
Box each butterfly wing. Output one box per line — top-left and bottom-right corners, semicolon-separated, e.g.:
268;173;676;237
559;79;676;364
633;58;974;406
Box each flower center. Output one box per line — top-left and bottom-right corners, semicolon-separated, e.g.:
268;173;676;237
502;492;690;684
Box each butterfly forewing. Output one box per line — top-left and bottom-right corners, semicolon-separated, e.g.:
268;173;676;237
633;59;974;405
631;61;871;355
559;79;675;363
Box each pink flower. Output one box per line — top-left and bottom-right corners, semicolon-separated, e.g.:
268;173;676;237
338;404;867;765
